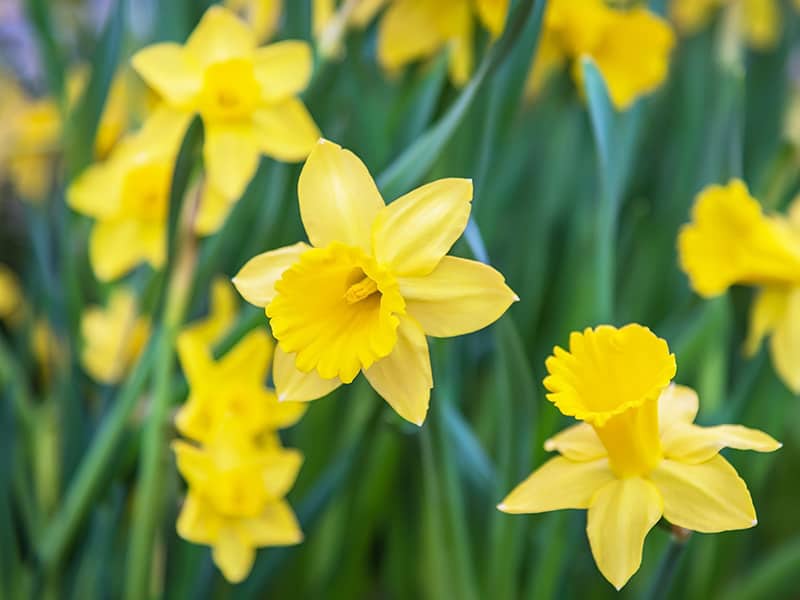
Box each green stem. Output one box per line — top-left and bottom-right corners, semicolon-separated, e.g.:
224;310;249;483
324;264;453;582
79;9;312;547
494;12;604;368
38;340;156;571
647;534;690;600
125;246;195;600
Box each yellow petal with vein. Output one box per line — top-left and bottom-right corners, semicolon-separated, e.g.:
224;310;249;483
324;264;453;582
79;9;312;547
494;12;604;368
662;422;781;463
657;384;699;430
544;423;606;461
499;457;615;514
649;456;756;533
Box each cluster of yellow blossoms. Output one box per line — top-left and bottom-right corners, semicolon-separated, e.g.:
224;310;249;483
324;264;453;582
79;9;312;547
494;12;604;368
174;280;307;582
3;0;793;591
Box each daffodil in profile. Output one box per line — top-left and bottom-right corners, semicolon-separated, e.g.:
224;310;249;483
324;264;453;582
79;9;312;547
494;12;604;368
527;0;675;110
679;179;800;393
80;288;150;384
176;328;306;443
234;139;517;425
174;425;303;582
670;0;781;51
132;5;320;209
67;108;189;281
499;324;780;590
376;0;510;86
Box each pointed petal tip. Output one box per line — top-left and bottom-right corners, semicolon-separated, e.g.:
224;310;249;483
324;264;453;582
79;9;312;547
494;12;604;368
752;519;758;526
512;293;521;302
496;503;507;512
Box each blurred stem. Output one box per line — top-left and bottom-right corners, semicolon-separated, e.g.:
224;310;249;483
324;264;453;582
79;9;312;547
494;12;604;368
38;339;157;572
594;198;616;323
125;215;198;600
646;529;691;600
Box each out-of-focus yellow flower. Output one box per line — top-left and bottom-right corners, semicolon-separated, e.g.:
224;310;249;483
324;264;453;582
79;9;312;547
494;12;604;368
32;318;66;383
313;0;389;58
67;107;190;281
670;0;781;51
174;425;303;582
225;0;282;41
679;179;800;393
80;288;150;384
176;328;307;443
132;5;320;210
373;0;510;86
233;139;517;425
526;0;675;110
0;264;24;326
181;277;238;347
499;325;780;590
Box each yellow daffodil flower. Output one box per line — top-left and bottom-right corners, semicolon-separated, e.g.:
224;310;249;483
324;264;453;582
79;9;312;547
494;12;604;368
526;0;675;110
499;324;781;590
132;5;320;207
174;425;303;582
375;0;510;86
225;0;282;41
670;0;780;51
0;264;24;326
181;277;238;348
233;139;517;425
67;107;190;281
679;179;800;393
176;328;307;443
80;288;150;384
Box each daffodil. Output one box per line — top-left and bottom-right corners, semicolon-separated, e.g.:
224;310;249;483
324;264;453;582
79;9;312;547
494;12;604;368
181;277;238;348
0;264;24;326
67;107;190;281
225;0;282;41
233;139;517;425
80;288;150;384
670;0;780;51
176;328;307;443
679;179;800;393
174;425;303;582
374;0;510;86
499;324;781;590
526;0;675;110
132;5;320;208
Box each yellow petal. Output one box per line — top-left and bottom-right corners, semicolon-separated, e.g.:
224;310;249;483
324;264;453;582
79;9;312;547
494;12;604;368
377;0;444;73
769;287;800;393
252;99;320;162
273;345;342;402
253;41;313;102
89;220;165;281
298;139;384;251
213;527;256;583
176;491;223;545
649;456;757;533
398;256;516;336
186;5;257;66
131;43;202;108
587;477;663;590
67;162;120;219
195;182;235;236
203;121;261;200
474;0;509;38
586;8;675;110
237;500;303;546
176;330;214;388
262;447;303;498
262;388;308;429
219;328;274;383
743;0;780;50
657;384;699;430
233;242;310;307
498;457;615;514
372;178;472;276
745;286;788;356
544;423;606;461
363;315;432;425
173;440;213;490
662;422;782;464
678;179;800;296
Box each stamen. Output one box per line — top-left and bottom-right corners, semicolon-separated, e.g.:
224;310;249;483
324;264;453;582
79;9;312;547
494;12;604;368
344;276;379;304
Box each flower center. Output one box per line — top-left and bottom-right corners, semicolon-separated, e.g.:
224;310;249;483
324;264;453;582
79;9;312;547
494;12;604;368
120;161;171;222
199;58;261;121
267;242;406;384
